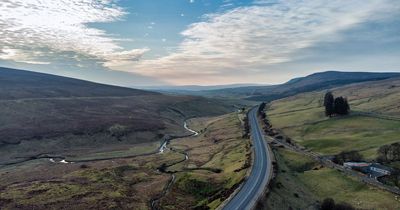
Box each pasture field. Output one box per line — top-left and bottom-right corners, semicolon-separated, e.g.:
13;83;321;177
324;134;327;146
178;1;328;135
267;78;400;159
265;148;400;210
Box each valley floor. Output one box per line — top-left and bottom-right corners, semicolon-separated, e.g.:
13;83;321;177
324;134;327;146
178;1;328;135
0;112;250;210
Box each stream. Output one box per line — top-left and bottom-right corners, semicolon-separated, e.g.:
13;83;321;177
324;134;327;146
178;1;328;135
0;119;199;210
151;120;199;210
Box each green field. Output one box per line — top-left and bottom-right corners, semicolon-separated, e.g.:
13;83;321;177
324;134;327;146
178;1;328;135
266;148;400;210
267;79;400;159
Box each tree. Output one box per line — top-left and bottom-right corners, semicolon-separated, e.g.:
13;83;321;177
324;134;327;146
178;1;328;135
344;98;350;113
389;169;400;188
323;92;335;117
323;93;351;116
258;102;266;114
378;144;391;162
321;198;335;210
242;116;250;138
320;198;355;210
333;150;363;165
334;97;350;115
378;143;400;162
108;124;128;140
158;163;167;172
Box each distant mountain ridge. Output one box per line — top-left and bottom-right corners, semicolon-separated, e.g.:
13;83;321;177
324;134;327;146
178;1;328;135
136;83;265;93
199;71;400;101
0;67;157;100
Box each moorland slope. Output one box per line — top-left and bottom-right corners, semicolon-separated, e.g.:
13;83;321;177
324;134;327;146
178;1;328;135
0;68;234;164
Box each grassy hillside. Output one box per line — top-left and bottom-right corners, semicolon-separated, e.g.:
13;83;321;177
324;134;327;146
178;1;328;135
267;78;400;159
200;71;400;101
265;148;400;210
0;68;234;165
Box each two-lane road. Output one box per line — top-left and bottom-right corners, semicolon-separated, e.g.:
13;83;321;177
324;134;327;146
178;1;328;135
223;107;272;210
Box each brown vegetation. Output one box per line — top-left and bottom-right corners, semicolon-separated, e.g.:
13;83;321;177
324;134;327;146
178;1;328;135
0;71;233;164
158;113;251;209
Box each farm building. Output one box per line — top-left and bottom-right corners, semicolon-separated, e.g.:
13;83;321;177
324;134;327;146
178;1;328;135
343;162;370;169
343;162;392;178
367;163;392;177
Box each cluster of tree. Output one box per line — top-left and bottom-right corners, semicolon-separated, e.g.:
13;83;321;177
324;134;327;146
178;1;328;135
239;104;269;139
258;102;267;119
108;124;129;141
258;103;296;146
379;169;400;188
332;150;363;165
320;198;355;210
378;142;400;162
261;113;278;136
242;115;250;139
258;102;267;114
258;103;274;135
323;92;350;117
158;163;168;173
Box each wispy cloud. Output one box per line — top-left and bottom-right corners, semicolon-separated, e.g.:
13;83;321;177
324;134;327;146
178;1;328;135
0;0;147;66
115;0;398;84
1;0;398;85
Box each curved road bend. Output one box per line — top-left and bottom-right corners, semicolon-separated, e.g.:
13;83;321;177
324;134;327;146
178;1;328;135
223;107;272;210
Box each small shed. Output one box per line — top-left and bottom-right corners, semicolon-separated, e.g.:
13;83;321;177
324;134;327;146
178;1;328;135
343;162;370;169
367;163;392;178
343;162;393;178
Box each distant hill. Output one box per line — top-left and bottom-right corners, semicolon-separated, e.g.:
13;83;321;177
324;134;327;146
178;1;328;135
0;68;234;164
199;71;400;101
137;83;264;93
0;67;156;100
332;77;400;116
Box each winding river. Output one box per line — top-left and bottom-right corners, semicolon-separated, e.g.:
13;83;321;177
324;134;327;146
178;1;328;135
151;120;199;209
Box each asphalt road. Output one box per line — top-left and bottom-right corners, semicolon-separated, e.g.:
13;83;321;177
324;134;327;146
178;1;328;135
223;107;272;210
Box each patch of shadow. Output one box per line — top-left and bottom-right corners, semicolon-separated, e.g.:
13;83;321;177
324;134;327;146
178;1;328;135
27;188;49;196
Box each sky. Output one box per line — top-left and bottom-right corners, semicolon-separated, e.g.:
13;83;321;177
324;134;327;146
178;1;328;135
0;0;399;86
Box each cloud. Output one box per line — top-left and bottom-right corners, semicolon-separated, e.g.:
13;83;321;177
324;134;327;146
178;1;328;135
103;48;149;68
0;0;147;66
1;0;398;85
120;0;398;84
0;48;50;65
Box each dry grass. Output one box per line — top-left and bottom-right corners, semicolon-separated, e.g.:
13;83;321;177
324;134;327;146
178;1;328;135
0;94;234;164
160;113;251;209
0;143;184;209
0;112;249;210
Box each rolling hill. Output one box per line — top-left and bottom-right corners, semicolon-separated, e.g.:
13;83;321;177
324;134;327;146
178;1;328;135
266;77;400;159
198;71;400;101
0;67;156;100
137;83;264;94
261;77;400;209
0;68;234;164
